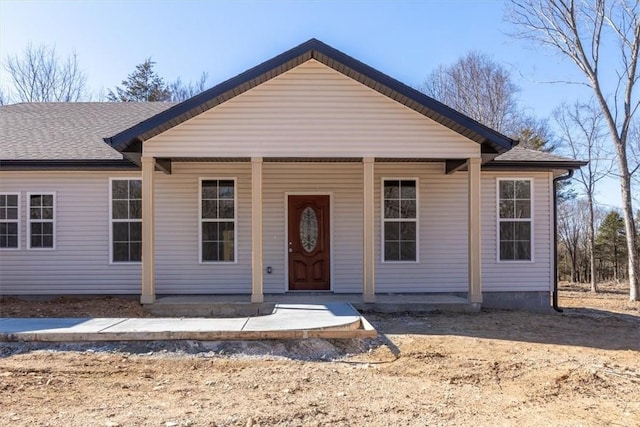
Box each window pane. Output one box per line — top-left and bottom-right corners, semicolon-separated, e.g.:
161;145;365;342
112;180;128;199
202;222;219;241
400;200;416;218
220;222;234;241
31;222;42;234
384;181;400;199
400;180;416;198
130;222;142;242
31;235;41;248
220;240;234;261
112;201;128;219
515;222;531;241
0;196;5;207
129;180;142;199
500;222;514;240
42;208;53;220
7;236;17;248
42;235;53;248
384;222;400;241
129;200;142;219
218;200;234;219
499;181;514;199
129;242;142;262
42;222;53;235
515;181;530;199
30;207;41;220
113;222;129;242
384;242;400;261
202;200;218;219
202;242;219;261
400;222;416;240
30;195;42;207
42;195;53;206
7;222;17;235
384;200;399;219
516;241;531;260
500;242;514;260
7;195;17;206
113;242;129;262
515;201;531;219
400;241;416;261
218;180;234;199
0;210;4;220
499;200;514;219
202;181;217;199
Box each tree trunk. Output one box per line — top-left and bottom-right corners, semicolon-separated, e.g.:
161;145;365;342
619;168;639;300
588;196;598;293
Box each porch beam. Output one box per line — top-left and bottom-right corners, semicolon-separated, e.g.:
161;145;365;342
445;159;467;174
141;157;156;304
155;158;172;174
363;157;376;303
468;157;482;304
251;157;264;303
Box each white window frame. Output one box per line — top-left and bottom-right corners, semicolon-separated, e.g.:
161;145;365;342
380;177;419;263
109;178;142;264
27;192;56;250
496;178;535;263
0;192;20;250
199;177;238;264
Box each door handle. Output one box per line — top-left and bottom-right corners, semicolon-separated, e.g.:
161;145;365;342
288;241;293;253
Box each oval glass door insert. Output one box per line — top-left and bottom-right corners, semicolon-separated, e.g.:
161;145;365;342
300;207;318;253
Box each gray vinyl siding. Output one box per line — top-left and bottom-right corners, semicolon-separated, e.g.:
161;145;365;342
0;171;142;294
481;172;552;292
374;163;469;293
153;163;252;294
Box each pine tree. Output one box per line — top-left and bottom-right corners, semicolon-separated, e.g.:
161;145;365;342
107;58;171;102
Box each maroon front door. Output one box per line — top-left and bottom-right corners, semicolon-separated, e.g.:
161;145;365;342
288;195;331;291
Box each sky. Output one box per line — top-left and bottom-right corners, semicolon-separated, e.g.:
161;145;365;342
0;0;626;208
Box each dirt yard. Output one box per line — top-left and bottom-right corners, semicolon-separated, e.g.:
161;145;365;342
1;283;639;426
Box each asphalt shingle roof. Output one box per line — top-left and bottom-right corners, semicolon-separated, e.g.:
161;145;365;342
0;102;174;160
492;146;578;163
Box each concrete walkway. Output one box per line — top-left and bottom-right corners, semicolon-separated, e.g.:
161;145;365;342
0;303;376;342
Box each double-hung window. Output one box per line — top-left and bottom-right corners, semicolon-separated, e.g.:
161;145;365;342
28;193;55;249
382;179;417;262
498;179;532;261
111;179;142;262
0;193;19;249
201;179;236;262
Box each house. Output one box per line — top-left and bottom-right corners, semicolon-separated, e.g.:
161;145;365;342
0;39;585;311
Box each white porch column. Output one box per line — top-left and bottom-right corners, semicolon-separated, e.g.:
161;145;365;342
251;157;264;303
468;157;482;304
141;157;156;304
363;157;376;303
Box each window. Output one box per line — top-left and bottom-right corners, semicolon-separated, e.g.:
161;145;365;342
382;179;417;262
498;179;532;261
201;179;236;262
28;193;55;249
0;193;19;249
111;179;142;262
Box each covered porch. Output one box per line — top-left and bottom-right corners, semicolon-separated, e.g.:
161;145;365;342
138;156;483;307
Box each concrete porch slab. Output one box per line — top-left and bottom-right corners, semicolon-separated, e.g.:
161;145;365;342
0;303;375;342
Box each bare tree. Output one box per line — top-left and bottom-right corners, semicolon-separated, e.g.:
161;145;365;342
3;43;88;102
169;72;209;102
508;0;640;301
424;51;521;135
555;100;613;292
558;198;587;282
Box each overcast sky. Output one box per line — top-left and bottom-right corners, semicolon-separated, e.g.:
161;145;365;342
0;0;624;208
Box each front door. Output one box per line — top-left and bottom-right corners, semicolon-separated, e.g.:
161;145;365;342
288;195;331;291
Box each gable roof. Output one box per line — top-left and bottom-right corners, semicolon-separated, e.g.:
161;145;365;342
106;38;517;155
0;102;174;168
